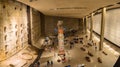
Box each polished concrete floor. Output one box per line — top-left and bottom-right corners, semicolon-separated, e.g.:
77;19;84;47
39;33;120;67
0;45;38;67
0;32;119;67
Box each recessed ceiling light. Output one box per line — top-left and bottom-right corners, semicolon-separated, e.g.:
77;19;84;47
57;7;87;10
49;8;57;10
50;7;87;10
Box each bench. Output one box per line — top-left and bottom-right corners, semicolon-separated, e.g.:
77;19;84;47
80;41;83;44
85;56;91;62
87;43;92;46
79;38;83;40
88;51;94;57
80;47;86;51
102;51;108;55
98;57;102;63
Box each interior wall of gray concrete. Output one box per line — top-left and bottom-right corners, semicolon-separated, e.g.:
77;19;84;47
93;8;120;47
0;0;28;61
31;8;41;45
44;16;80;36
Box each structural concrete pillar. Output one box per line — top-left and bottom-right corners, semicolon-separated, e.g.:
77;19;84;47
90;13;93;40
85;16;88;33
99;7;106;51
82;17;85;33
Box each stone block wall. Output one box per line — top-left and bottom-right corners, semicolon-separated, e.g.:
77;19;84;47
0;0;28;61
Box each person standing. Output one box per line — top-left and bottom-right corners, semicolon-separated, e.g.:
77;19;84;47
50;60;53;67
34;63;37;67
37;61;40;67
94;43;97;51
47;60;50;67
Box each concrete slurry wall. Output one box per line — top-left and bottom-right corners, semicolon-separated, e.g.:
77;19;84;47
44;16;81;36
0;0;28;61
31;8;41;45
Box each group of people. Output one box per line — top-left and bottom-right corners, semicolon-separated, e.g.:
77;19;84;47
69;41;74;49
69;36;80;49
34;61;40;67
46;60;53;67
43;37;56;46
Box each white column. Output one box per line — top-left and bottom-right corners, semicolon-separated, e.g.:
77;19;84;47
82;17;85;33
99;8;106;51
85;16;88;33
90;13;93;40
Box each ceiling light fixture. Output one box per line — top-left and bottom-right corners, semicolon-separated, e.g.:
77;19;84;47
57;7;87;10
50;7;87;10
50;8;57;10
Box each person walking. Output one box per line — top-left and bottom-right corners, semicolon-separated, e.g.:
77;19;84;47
50;60;53;67
47;60;50;67
37;61;40;67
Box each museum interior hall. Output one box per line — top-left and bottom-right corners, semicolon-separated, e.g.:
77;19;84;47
0;0;120;67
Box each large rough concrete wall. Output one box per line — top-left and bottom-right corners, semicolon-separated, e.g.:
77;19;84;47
31;8;41;45
44;16;80;36
0;0;28;61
